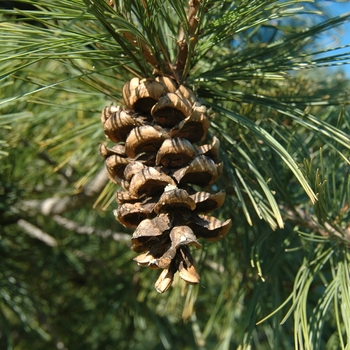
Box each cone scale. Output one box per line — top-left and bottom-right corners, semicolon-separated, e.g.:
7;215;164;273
100;77;231;293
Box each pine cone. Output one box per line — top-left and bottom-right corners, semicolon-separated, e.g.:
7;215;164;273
100;77;231;293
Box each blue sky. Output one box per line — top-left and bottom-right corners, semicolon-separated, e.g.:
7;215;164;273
322;2;350;76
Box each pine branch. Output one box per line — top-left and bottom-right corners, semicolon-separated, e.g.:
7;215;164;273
52;215;130;242
18;167;109;216
17;219;58;247
281;204;350;244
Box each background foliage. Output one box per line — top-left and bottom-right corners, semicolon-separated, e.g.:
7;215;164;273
0;0;349;349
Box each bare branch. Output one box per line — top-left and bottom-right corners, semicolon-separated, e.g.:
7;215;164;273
14;166;130;243
17;219;58;247
18;167;109;216
52;215;130;243
281;205;350;243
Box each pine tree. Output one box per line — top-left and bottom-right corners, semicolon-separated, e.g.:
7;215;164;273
0;0;349;349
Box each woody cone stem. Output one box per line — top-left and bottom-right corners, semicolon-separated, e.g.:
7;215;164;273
100;77;231;293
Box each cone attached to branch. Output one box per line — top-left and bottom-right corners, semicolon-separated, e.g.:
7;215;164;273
100;76;231;292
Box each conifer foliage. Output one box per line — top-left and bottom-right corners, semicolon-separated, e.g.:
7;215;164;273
1;0;350;348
